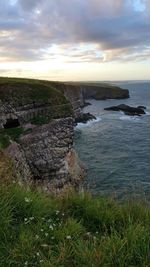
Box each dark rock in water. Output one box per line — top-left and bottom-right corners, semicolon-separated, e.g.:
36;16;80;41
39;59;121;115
75;113;96;124
104;104;146;116
83;102;92;108
137;106;146;110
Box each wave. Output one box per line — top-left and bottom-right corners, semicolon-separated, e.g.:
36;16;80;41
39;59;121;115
119;115;141;122
75;117;102;129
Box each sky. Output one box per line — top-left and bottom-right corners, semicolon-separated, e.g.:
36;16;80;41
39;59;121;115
0;0;150;81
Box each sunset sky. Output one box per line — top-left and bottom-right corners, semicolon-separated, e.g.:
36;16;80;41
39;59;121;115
0;0;150;81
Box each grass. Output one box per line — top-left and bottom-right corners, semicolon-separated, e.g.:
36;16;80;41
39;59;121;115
0;127;24;149
0;77;74;125
0;77;71;107
0;171;150;267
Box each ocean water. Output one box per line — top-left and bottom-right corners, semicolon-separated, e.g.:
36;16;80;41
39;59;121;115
74;82;150;198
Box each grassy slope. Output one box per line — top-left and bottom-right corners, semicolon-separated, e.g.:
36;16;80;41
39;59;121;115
0;154;150;267
0;77;70;106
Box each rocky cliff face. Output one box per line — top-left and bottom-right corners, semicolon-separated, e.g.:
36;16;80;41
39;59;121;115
5;118;84;192
0;78;84;192
81;84;129;100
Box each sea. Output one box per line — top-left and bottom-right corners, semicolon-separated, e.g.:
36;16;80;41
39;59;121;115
74;82;150;199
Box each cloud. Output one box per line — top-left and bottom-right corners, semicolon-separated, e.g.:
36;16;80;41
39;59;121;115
0;0;150;63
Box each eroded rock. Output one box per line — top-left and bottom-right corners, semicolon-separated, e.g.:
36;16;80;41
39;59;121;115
104;104;146;116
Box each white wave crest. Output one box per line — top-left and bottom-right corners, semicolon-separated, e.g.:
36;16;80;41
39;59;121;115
119;115;141;122
75;117;101;129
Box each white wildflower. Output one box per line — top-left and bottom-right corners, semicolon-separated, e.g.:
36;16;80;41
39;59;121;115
49;225;54;230
24;197;31;203
45;233;48;237
40;229;44;232
36;252;40;257
66;235;71;240
86;232;91;236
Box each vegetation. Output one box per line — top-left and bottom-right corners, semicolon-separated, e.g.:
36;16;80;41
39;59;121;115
0;78;68;105
0;158;150;267
0;127;24;149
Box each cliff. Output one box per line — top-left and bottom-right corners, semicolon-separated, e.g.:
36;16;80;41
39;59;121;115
71;82;129;100
0;77;129;191
0;78;84;192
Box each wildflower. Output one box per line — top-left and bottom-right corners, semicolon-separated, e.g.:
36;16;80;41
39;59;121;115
24;261;28;266
66;235;71;239
86;232;91;236
24;197;31;203
36;252;40;257
62;213;65;216
96;231;99;234
35;235;39;239
51;236;55;240
49;225;54;230
24;218;28;222
40;260;44;263
45;233;48;237
40;229;44;232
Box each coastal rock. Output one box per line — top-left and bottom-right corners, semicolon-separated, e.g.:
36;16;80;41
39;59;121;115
137;106;146;110
104;104;146;116
4;118;84;191
75;113;96;124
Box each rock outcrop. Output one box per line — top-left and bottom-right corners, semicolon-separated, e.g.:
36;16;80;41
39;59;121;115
75;113;96;124
5;118;84;192
104;104;146;116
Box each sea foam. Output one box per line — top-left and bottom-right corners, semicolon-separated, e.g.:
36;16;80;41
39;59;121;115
75;117;101;129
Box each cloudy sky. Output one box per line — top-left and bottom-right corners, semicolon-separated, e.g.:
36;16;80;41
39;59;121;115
0;0;150;81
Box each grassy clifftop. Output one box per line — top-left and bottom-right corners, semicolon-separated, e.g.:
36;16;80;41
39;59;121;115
0;152;150;267
0;77;70;106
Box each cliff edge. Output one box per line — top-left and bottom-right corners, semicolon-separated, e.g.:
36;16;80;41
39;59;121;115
0;78;84;192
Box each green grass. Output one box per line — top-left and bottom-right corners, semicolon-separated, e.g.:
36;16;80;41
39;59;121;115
0;181;150;267
0;77;74;124
0;77;70;106
30;115;51;126
0;127;24;149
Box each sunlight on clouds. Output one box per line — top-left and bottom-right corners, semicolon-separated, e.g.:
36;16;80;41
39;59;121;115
0;0;150;80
